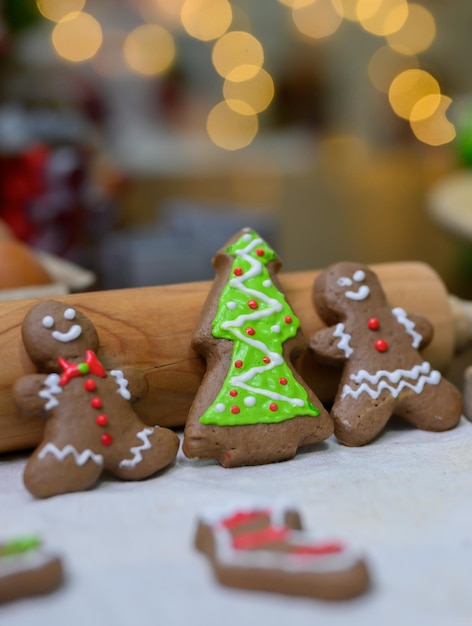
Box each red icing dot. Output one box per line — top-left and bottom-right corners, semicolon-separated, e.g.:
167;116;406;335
279;378;288;385
234;268;243;276
269;403;278;412
375;339;388;352
248;300;258;309
262;356;271;364
245;327;255;336
84;379;96;392
101;433;113;446
368;318;380;331
96;414;108;427
229;390;238;397
91;397;102;409
230;406;240;414
255;248;264;257
284;316;292;324
234;360;243;368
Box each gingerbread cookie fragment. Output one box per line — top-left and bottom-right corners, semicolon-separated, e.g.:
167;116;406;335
195;503;370;601
14;300;179;498
0;536;64;604
309;262;462;446
183;228;333;467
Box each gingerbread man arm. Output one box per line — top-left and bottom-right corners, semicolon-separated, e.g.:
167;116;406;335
109;366;148;403
13;374;59;417
392;308;433;350
309;325;350;364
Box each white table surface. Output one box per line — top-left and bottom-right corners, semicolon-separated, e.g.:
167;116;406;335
1;418;472;626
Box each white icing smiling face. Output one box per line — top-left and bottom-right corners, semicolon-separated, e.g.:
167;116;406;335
22;300;100;372
42;308;83;343
336;270;370;301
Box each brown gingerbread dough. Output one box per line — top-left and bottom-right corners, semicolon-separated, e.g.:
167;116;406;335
309;262;462;446
13;300;179;498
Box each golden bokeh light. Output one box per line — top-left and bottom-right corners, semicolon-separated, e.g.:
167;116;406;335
292;0;343;39
409;93;442;122
124;24;175;76
278;0;316;8
368;45;419;94
333;0;358;21
36;0;85;23
410;96;456;146
388;69;440;120
386;3;436;55
223;68;275;115
51;12;102;63
180;0;232;42
357;0;409;37
207;101;258;150
212;31;264;79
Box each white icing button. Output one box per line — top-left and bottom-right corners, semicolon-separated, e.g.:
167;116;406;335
227;302;237;310
244;397;256;407
42;315;54;329
337;277;352;287
64;308;76;320
215;403;226;413
271;325;281;333
263;279;272;288
242;233;252;242
353;270;366;282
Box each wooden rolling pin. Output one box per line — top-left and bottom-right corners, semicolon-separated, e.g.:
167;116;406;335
0;261;470;454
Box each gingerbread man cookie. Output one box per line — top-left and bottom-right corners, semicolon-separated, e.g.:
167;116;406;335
183;228;333;467
309;262;462;446
14;300;179;498
195;502;370;600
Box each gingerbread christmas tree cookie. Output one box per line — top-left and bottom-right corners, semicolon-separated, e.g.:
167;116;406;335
14;300;179;498
309;261;462;446
183;228;332;467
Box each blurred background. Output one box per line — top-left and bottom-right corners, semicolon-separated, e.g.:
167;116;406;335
1;0;472;297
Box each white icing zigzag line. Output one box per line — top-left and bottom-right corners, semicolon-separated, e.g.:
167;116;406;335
119;427;154;468
341;362;441;400
392;307;422;348
221;236;304;407
110;370;132;400
38;443;104;466
39;373;62;410
333;323;353;358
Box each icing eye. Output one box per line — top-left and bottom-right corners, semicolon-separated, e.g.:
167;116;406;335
64;308;76;320
353;270;366;282
42;315;54;329
337;277;352;287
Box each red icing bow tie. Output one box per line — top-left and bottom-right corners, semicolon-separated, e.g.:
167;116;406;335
58;350;106;387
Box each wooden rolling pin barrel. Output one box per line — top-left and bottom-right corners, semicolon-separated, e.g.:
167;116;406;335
0;261;471;454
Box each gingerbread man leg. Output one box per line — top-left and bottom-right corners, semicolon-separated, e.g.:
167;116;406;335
109;425;179;481
24;439;104;498
331;394;396;447
395;378;462;431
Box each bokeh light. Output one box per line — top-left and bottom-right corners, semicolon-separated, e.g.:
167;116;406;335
51;12;102;63
388;69;440;120
278;0;316;8
410;96;456;146
180;0;232;42
386;3;436;55
368;45;419;94
207;100;258;150
212;31;264;79
223;68;275;115
357;0;409;37
123;24;175;76
333;0;358;21
36;0;85;23
292;0;343;39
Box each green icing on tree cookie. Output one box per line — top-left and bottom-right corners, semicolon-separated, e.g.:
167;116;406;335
199;229;320;426
1;536;41;558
